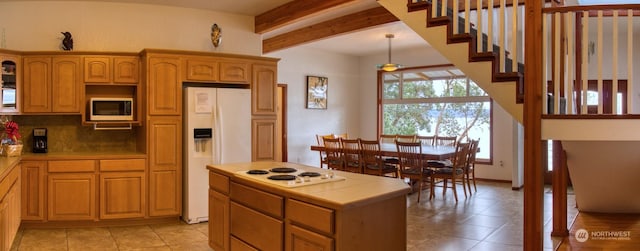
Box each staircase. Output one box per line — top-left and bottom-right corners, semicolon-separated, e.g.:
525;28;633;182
378;0;640;214
379;0;524;123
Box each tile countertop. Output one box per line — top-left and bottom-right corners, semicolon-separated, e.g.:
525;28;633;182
0;156;21;182
207;161;411;210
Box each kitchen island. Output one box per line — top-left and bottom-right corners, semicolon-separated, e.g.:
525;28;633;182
207;161;411;251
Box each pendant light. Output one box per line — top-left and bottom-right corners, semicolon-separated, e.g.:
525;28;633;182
377;34;403;72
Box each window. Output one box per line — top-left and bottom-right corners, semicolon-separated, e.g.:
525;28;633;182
379;65;492;160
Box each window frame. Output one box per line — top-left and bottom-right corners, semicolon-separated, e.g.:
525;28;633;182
377;65;493;164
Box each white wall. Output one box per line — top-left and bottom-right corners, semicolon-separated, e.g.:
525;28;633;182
0;1;260;55
266;47;361;167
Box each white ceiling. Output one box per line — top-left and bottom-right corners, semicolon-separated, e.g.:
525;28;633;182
0;0;428;57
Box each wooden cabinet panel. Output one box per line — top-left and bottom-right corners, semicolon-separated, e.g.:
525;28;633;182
48;160;95;172
48;173;96;221
230;202;283;251
185;59;218;81
219;61;249;83
0;178;21;251
99;159;145;172
84;57;111;83
209;171;229;194
52;56;82;113
0;163;20;251
149;116;181;170
231;182;283;218
85;56;139;84
230;236;258;251
252;118;277;161
209;189;229;251
22;57;51;113
286;225;334;251
147;56;181;115
251;64;277;115
287;199;334;235
148;116;181;217
100;172;145;219
149;170;179;216
21;161;46;221
113;57;139;83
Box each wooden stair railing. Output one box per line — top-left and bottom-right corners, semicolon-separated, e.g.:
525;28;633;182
407;0;525;103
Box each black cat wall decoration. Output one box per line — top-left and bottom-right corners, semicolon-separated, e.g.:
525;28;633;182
61;31;73;51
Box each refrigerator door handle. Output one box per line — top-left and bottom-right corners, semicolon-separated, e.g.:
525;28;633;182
213;103;223;164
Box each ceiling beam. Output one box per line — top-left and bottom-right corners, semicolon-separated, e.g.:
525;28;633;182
262;6;399;54
255;0;356;34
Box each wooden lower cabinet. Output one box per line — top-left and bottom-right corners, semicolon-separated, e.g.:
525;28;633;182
148;116;182;217
209;166;408;251
149;170;179;216
21;161;46;221
99;172;145;219
48;173;96;221
0;164;20;251
286;225;334;251
209;189;229;251
99;159;146;219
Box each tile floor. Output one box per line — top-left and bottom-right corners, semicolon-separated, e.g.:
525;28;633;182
10;181;577;251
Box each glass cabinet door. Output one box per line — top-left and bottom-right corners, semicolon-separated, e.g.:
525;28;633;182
1;59;17;112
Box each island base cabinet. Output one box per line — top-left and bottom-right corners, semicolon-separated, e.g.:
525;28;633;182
47;173;96;221
230;202;283;251
208;189;229;251
286;225;334;251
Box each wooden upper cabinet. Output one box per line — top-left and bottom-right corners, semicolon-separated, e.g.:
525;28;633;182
185;58;218;82
251;63;277;116
23;56;81;113
219;61;249;83
113;57;139;84
84;57;111;83
147;55;181;115
52;57;82;113
22;57;51;113
85;56;139;84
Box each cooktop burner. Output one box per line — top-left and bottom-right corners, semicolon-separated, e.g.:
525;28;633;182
236;168;346;188
298;172;321;177
269;167;297;173
267;175;297;181
247;170;269;175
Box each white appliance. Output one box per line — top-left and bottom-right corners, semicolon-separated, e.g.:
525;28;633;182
182;86;251;224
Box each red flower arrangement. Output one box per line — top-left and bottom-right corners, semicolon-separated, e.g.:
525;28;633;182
3;120;21;145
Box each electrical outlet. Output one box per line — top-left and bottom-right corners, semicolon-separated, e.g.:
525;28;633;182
499;160;504;167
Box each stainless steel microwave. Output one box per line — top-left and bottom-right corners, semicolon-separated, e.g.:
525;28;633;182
89;97;133;121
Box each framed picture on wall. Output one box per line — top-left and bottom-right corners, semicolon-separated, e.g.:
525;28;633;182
306;76;328;109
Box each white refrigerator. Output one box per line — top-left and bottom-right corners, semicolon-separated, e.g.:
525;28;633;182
182;86;252;224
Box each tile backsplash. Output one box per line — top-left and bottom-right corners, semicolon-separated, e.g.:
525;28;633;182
14;115;138;153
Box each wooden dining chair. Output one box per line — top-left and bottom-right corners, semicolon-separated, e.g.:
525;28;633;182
435;135;457;147
335;133;349;139
396;141;432;203
417;135;436;146
379;134;396;144
396;134;417;143
430;142;470;202
341;138;362;173
323;137;344;171
316;134;334;168
465;139;480;193
360;139;398;178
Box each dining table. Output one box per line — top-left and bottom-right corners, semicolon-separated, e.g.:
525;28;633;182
310;142;457;160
